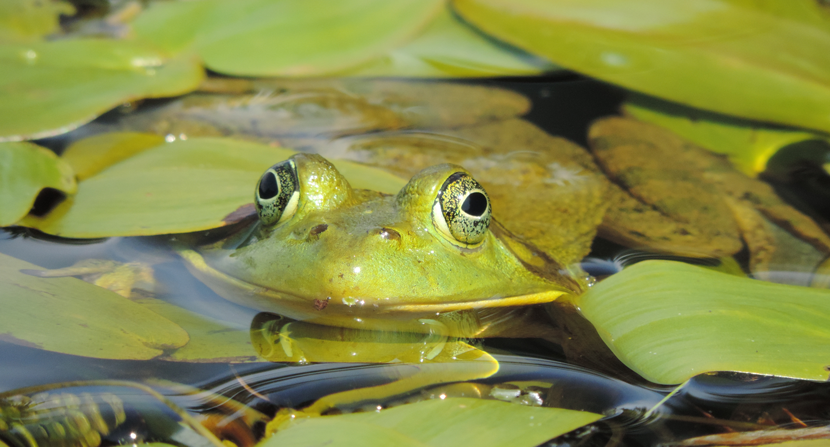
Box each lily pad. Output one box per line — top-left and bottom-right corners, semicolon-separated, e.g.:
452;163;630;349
0;141;76;227
134;0;444;77
21;137;406;238
0;0;74;43
577;260;830;384
340;5;558;77
0;39;204;141
264;398;602;447
0;252;189;360
623;94;830;177
61;132;166;181
453;0;830;133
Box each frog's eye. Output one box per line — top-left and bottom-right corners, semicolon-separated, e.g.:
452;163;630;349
255;160;300;226
432;172;491;247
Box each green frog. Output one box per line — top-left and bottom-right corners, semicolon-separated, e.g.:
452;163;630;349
178;152;585;339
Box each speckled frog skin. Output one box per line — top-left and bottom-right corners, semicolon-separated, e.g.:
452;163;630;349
180;153;583;336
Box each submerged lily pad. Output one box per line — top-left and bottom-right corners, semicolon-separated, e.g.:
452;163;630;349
588;117;830;265
623;94;830;177
0;141;76;227
578;260;830;384
0;39;203;141
21;137;405;238
454;0;830;133
134;0;444;77
0;252;189;360
264;398;601;447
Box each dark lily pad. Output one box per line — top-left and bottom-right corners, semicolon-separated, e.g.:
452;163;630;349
578;260;830;384
0;141;76;227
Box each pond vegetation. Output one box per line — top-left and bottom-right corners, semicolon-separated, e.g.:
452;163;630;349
1;1;830;446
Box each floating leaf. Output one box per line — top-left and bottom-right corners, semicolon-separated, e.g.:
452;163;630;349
0;141;76;227
674;425;830;447
21;138;406;238
61;132;166;181
264;398;601;447
623;94;830;177
341;5;558;77
0;252;189;360
134;0;444;77
0;39;204;141
0;0;74;43
453;0;830;133
136;298;258;363
578;260;830;384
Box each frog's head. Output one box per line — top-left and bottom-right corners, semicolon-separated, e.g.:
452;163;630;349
194;153;580;321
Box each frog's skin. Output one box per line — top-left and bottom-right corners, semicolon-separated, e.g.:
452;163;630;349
180;153;583;338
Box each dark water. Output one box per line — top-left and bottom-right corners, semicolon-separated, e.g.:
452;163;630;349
2;76;829;446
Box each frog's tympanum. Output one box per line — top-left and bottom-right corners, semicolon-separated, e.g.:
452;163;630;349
179;153;584;338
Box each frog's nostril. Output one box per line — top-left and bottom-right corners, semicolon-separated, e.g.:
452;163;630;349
371;227;401;242
309;224;328;236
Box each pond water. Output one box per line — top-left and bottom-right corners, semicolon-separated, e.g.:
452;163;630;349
2;76;829;447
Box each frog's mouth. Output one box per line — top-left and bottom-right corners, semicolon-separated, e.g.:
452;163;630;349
176;248;571;315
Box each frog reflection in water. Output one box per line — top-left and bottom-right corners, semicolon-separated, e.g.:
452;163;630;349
180;153;584;340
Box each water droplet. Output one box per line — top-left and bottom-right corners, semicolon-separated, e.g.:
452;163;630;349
165;134;176;143
600;51;629;67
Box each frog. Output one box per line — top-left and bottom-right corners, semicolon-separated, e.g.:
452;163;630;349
177;152;588;339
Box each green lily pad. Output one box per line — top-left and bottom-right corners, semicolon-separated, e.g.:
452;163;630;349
264;398;602;447
453;0;830;133
0;39;204;141
341;5;558;77
61;132;166;181
0;0;74;43
577;260;830;385
624;94;830;177
21;137;406;238
0;252;189;360
0;141;76;227
134;0;444;77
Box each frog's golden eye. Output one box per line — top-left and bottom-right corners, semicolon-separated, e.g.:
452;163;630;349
432;172;491;247
255;160;300;226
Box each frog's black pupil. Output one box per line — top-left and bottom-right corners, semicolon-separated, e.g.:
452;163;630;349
461;192;487;217
259;171;279;199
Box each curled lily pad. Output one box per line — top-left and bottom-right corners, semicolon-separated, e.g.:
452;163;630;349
0;39;204;141
20;137;405;238
0;252;189;360
134;0;444;77
0;141;76;227
264;398;602;447
340;5;558;77
578;260;830;384
453;0;830;133
623;94;830;177
61;132;166;181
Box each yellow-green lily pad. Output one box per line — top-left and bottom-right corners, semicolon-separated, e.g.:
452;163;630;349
623;94;830;177
0;141;76;227
341;5;558;77
134;0;444;77
61;132;166;181
578;260;830;385
264;397;602;447
0;39;204;141
21;137;406;238
453;0;830;133
0;252;189;360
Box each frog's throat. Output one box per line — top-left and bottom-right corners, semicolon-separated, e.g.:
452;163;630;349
176;248;571;314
